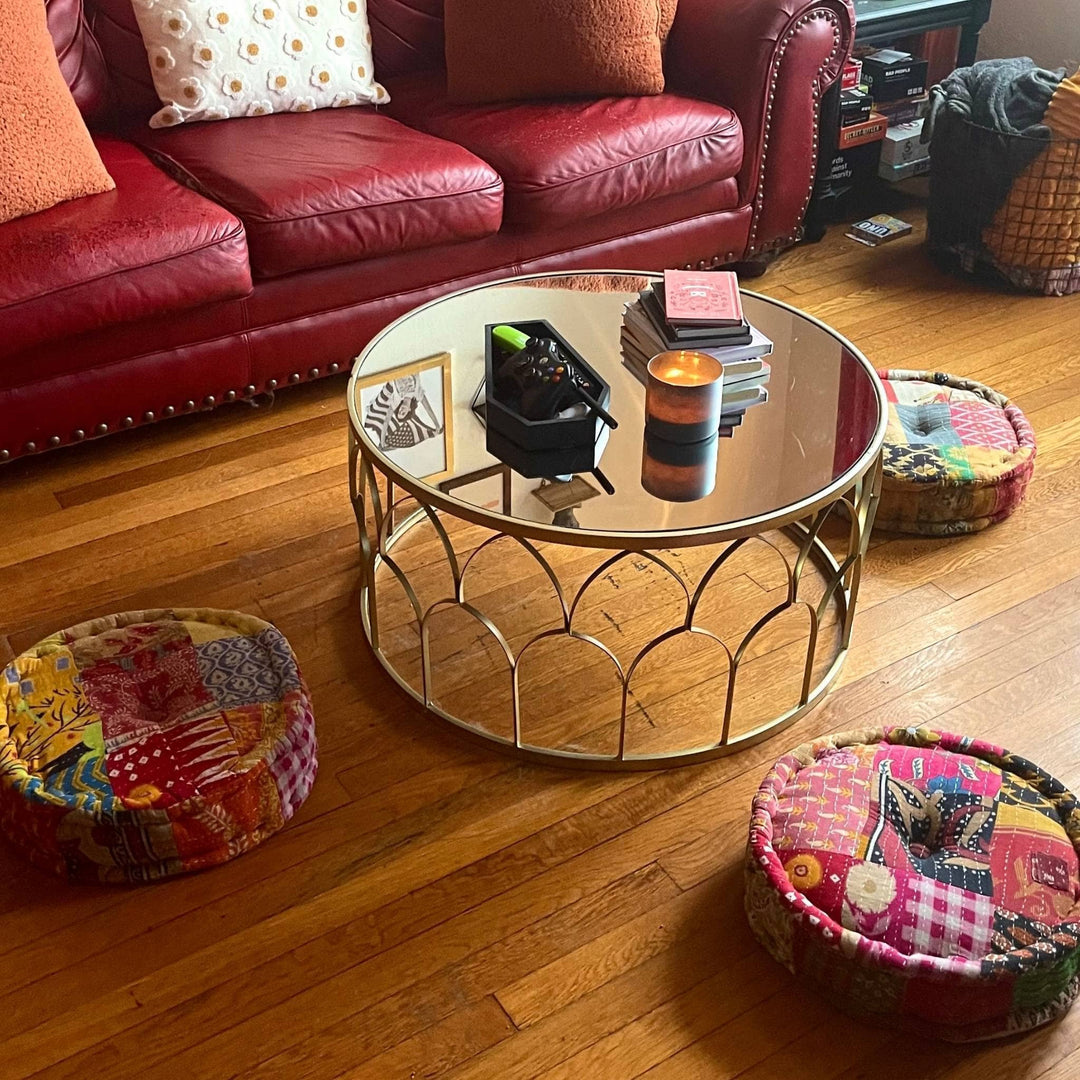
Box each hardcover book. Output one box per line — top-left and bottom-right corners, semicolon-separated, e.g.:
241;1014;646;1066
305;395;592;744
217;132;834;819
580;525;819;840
623;301;773;366
642;288;752;347
662;269;743;326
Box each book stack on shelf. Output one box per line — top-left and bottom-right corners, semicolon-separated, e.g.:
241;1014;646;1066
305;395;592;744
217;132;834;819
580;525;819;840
853;49;931;185
820;49;931;212
621;269;772;437
863;49;931;186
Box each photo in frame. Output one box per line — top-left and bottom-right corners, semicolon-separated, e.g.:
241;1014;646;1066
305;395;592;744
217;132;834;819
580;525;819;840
356;352;454;482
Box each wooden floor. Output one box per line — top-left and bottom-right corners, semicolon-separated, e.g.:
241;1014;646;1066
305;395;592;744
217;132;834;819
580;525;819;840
4;211;1080;1079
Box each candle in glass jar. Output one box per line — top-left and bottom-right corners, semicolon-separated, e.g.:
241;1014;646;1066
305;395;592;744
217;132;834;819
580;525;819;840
641;430;719;502
645;351;725;443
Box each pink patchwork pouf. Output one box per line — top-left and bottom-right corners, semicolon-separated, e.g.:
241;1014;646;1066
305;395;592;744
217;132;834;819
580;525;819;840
746;726;1080;1041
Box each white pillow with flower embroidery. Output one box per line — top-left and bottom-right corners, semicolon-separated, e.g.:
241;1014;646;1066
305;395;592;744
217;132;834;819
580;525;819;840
130;0;388;128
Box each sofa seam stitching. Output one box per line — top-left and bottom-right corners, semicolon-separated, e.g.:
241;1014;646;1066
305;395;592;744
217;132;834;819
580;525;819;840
241;178;505;227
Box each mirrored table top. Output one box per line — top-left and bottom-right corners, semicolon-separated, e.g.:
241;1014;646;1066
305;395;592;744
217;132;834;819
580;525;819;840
349;272;885;545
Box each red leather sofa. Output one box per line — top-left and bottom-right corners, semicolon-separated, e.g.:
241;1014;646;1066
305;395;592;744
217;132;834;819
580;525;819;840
0;0;854;463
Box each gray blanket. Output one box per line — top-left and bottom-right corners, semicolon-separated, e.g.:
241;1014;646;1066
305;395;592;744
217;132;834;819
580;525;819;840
926;57;1065;260
926;56;1064;141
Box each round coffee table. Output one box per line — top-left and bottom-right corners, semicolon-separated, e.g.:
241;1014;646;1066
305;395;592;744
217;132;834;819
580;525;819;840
347;272;886;769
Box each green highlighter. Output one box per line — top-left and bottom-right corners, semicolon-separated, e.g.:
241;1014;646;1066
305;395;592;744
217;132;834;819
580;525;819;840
492;324;531;354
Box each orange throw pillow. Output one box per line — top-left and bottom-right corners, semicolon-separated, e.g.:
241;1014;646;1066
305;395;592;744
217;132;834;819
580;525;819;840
660;0;679;44
444;0;669;105
0;0;114;224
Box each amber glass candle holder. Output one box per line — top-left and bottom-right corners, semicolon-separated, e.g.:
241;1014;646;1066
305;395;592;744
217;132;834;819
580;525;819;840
645;351;725;443
641;430;719;502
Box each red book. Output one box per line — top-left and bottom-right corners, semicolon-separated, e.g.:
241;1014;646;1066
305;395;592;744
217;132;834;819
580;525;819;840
662;269;743;327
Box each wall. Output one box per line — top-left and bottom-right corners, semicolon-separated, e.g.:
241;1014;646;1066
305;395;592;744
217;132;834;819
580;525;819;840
978;0;1080;71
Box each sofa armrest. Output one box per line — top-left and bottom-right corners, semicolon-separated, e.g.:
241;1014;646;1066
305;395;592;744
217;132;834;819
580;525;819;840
666;0;854;257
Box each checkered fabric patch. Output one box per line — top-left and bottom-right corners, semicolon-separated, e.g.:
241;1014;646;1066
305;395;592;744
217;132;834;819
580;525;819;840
270;707;318;820
900;875;996;959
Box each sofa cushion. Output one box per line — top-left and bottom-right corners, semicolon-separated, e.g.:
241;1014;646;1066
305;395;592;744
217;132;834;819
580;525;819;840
86;0;164;123
47;0;111;124
365;0;446;80
384;73;742;228
127;0;388;129
0;135;251;360
138;107;503;277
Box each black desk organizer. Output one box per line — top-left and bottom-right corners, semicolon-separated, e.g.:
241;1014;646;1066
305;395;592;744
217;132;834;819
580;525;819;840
473;320;613;478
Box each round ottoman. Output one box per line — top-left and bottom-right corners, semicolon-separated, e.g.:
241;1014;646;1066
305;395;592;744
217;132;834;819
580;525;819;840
746;726;1080;1041
875;370;1036;536
0;609;317;884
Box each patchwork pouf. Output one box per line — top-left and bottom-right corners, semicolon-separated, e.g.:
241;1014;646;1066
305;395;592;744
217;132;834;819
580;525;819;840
876;370;1036;536
746;726;1080;1041
0;609;317;884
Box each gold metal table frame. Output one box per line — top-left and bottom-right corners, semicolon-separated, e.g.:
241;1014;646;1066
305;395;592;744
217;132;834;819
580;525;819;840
348;278;886;770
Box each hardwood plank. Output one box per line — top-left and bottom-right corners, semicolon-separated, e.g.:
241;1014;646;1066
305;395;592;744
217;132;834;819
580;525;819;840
175;864;679;1080
443;919;744;1080
53;408;347;509
495;872;725;1028
543;980;821;1080
333;997;516;1080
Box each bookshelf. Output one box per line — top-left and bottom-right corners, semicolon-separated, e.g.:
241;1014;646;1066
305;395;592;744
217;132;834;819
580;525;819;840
803;0;993;241
854;0;991;67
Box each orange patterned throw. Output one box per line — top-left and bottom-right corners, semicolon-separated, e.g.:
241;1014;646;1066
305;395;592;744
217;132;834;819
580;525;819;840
983;67;1080;277
0;0;114;224
444;0;672;105
0;609;317;883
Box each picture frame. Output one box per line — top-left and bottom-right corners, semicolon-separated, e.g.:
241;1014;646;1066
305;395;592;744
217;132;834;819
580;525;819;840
356;352;454;483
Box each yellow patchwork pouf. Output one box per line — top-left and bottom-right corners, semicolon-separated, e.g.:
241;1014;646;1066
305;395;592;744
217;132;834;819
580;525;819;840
875;371;1036;536
0;609;317;883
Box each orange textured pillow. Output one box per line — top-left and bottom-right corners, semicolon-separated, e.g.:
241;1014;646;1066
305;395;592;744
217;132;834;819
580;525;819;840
0;0;114;224
445;0;668;105
660;0;679;44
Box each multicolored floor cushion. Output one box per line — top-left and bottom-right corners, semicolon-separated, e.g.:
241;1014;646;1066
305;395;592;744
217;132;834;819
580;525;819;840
0;609;317;884
746;726;1080;1041
876;370;1036;536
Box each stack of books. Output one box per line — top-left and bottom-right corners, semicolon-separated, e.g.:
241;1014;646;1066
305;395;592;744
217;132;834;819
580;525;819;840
844;50;931;185
621;269;773;436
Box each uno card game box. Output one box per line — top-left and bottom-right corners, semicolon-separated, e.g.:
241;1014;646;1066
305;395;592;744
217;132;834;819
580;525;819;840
846;214;914;246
